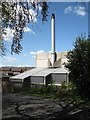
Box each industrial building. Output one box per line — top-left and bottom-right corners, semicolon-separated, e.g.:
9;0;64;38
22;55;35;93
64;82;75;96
10;14;69;88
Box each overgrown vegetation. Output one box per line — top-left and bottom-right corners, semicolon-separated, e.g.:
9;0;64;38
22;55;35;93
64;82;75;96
2;77;90;106
10;82;89;106
65;35;90;99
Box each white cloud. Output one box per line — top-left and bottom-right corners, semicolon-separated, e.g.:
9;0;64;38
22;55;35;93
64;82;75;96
65;6;86;16
0;64;14;67
39;5;42;11
30;51;36;55
30;50;44;55
65;6;72;13
30;50;45;58
74;6;86;16
30;51;36;58
29;9;37;23
32;55;36;58
3;26;35;42
24;27;35;35
37;50;44;54
3;28;14;42
2;56;16;63
3;6;37;42
17;65;31;67
23;54;28;57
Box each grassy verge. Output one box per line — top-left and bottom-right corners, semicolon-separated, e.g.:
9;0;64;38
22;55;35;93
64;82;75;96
12;83;90;107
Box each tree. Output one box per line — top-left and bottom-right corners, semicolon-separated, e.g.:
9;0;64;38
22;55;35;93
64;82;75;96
0;1;49;55
0;1;89;56
65;35;90;98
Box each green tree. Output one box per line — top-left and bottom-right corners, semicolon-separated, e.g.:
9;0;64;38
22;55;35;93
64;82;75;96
65;35;90;98
0;1;49;55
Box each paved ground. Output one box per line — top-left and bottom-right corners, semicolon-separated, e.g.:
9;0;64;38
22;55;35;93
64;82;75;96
0;93;2;120
2;93;90;120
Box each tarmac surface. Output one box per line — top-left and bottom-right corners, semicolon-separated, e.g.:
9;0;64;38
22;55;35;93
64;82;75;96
2;93;90;120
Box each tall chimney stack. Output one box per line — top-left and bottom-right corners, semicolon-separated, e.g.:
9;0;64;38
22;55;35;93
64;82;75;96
51;14;56;66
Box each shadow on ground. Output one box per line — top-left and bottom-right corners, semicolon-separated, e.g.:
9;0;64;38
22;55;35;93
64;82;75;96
52;102;90;120
2;93;90;120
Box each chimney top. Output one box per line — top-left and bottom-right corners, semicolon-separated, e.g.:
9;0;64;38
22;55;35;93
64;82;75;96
52;14;55;19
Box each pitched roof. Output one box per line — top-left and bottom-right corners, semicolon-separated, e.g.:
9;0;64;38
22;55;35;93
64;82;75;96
10;67;46;80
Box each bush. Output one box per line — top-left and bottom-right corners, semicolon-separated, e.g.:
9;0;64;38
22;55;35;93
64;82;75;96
65;36;90;99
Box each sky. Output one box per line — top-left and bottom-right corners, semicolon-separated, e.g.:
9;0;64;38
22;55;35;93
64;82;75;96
1;2;88;67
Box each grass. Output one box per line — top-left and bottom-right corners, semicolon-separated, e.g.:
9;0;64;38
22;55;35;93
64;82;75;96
17;86;58;99
10;82;90;106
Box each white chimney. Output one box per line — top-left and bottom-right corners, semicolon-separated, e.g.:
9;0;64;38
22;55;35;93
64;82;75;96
51;14;56;66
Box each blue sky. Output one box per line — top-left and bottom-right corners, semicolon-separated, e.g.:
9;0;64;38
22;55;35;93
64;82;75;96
1;2;88;67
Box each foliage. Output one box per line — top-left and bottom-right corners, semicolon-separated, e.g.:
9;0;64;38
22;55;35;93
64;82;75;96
16;82;85;104
0;1;89;56
65;35;90;99
61;82;83;104
0;1;49;55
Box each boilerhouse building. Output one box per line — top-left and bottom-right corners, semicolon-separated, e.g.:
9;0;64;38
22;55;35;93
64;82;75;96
10;14;69;88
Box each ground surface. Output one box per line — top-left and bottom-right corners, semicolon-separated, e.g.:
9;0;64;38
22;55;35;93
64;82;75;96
2;93;90;120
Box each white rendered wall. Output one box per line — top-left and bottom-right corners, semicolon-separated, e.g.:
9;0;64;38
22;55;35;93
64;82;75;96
36;51;68;68
36;59;49;67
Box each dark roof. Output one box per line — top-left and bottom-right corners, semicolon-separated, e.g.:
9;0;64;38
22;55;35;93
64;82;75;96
11;67;22;72
0;67;11;71
0;67;34;72
25;67;35;71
